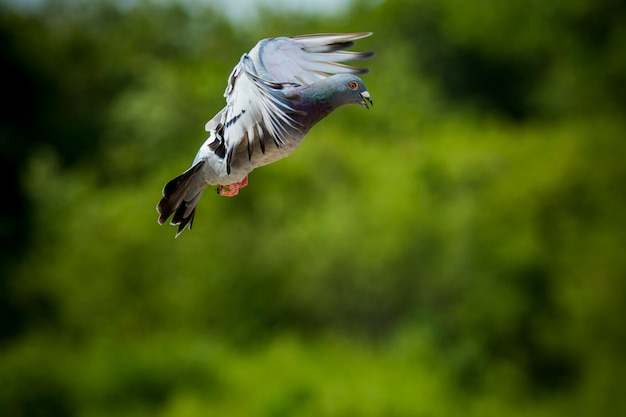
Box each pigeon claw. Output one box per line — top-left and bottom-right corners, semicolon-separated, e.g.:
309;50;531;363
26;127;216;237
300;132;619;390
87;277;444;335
216;176;249;197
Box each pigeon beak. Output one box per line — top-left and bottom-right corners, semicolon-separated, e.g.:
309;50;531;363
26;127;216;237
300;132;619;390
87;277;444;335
359;91;373;109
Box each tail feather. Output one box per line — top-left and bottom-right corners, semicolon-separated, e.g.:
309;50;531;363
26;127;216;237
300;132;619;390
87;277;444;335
156;160;206;237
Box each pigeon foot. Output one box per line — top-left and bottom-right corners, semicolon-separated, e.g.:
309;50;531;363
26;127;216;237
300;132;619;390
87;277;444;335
217;176;249;197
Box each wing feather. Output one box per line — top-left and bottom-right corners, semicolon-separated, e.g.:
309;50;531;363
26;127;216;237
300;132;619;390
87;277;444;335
204;55;299;174
251;32;373;84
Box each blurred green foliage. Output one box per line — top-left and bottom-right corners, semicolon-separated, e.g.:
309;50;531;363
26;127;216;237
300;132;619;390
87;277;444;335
1;0;625;416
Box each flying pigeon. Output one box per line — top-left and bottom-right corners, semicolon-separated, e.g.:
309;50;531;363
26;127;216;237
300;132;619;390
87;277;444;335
157;32;373;236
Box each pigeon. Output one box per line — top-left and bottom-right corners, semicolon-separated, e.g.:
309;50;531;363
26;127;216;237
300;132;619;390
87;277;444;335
157;32;373;236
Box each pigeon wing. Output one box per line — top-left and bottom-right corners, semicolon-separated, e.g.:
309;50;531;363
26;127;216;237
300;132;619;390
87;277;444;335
205;55;299;174
251;32;374;85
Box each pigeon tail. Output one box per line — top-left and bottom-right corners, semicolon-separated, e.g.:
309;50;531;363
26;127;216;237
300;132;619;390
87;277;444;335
156;160;206;237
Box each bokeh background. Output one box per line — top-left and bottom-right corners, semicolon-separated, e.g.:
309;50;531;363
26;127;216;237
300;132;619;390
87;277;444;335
2;0;625;415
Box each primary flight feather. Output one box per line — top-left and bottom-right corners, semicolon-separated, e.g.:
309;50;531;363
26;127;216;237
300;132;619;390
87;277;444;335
157;32;374;236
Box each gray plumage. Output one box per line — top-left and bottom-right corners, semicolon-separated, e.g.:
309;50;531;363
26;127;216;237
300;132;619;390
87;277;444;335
157;32;373;236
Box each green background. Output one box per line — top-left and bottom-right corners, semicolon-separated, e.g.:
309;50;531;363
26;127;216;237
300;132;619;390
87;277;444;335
1;0;625;415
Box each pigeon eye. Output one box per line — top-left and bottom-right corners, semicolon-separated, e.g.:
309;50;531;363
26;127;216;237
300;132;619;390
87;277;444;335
348;81;358;90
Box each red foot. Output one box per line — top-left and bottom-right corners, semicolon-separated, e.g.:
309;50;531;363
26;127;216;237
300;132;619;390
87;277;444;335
217;176;249;197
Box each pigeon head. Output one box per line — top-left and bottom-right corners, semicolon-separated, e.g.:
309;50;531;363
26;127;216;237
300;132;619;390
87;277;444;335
284;73;373;132
330;73;373;109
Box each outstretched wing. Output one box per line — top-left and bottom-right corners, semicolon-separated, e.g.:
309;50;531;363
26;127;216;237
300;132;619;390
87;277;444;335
251;32;374;85
204;55;299;174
